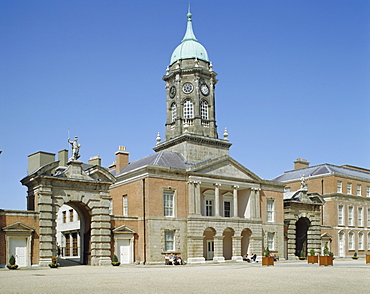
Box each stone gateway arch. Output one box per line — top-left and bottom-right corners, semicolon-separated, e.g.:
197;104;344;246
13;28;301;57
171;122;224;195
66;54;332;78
21;159;116;266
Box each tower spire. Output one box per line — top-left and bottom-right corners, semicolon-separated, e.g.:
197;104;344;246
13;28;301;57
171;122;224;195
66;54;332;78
182;6;197;42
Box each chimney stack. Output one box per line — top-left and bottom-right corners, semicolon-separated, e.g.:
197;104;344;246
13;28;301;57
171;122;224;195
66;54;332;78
115;146;129;173
88;155;101;166
58;149;68;167
28;151;55;174
294;158;309;170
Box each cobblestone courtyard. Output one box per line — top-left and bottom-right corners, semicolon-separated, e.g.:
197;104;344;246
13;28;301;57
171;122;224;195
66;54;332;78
1;259;369;294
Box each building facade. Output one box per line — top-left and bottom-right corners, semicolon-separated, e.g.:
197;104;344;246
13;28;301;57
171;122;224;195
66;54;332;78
109;11;285;264
274;159;370;258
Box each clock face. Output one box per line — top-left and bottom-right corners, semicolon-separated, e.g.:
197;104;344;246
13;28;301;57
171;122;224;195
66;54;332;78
182;82;193;94
169;85;176;98
200;83;209;96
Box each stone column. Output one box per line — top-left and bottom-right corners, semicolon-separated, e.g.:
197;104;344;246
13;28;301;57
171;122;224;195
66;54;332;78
307;215;322;254
249;236;263;260
213;235;225;262
287;220;296;259
232;236;243;262
37;186;55;266
195;181;201;215
90;196;112;266
232;185;239;218
255;189;261;218
187;236;206;264
188;181;195;215
214;183;221;217
249;188;255;218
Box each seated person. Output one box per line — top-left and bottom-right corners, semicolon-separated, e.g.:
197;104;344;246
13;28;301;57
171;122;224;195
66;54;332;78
243;254;250;262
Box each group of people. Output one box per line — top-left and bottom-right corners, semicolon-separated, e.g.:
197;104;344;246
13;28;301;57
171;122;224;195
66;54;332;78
164;253;184;265
242;253;258;263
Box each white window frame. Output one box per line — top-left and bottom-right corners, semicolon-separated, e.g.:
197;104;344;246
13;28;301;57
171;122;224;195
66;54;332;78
123;195;128;216
267;199;275;223
267;232;275;250
163;191;175;217
200;100;208;120
164;230;175;252
348;231;354;250
368;208;370;227
203;190;215;217
171;102;177;122
337;181;342;193
222;192;233;218
357;184;362;196
367;186;370;197
358;207;363;227
338;204;344;226
347;182;352;195
183;99;194;119
348;206;354;226
358;232;364;250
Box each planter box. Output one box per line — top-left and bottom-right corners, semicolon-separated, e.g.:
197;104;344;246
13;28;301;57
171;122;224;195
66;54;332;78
319;255;333;266
366;255;370;264
262;256;274;266
308;255;318;264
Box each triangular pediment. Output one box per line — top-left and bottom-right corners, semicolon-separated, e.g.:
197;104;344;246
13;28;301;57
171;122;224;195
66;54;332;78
113;225;136;234
2;222;35;233
188;155;262;182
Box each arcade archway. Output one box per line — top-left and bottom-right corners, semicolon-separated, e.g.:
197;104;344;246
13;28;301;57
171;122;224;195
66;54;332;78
295;217;311;257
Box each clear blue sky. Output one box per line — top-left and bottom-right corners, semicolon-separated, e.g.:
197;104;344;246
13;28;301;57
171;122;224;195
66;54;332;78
1;0;369;210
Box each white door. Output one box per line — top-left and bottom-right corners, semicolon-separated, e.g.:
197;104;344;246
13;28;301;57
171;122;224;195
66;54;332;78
207;240;214;260
11;238;27;267
339;233;345;257
118;239;130;264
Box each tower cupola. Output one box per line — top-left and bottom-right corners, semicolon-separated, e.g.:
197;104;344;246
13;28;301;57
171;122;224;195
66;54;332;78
170;12;209;65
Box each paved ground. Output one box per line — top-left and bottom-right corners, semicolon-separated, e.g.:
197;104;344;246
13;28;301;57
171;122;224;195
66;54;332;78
1;258;369;294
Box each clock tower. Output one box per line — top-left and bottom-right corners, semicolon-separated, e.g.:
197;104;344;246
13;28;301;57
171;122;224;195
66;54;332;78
155;10;231;164
162;11;218;140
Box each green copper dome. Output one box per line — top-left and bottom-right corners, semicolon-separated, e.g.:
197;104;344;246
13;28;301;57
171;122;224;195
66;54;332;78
170;12;209;65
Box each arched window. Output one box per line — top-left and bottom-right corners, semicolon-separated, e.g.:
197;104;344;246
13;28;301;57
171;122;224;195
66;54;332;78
171;102;177;122
200;100;208;120
359;232;364;250
348;231;354;250
183;99;194;119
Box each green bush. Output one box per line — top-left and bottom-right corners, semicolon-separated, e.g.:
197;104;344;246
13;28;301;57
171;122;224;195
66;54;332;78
309;249;315;256
264;247;270;257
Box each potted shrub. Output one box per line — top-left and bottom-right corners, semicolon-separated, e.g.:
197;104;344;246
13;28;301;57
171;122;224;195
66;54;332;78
352;252;359;260
299;250;306;260
308;249;318;264
111;254;120;266
319;245;333;266
262;247;274;266
7;255;18;270
49;256;60;268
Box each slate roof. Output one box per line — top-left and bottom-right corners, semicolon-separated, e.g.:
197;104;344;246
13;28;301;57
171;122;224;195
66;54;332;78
114;151;191;175
273;164;370;182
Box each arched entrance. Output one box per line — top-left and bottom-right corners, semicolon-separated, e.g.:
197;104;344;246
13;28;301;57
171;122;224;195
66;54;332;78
295;217;311;257
56;202;92;265
203;227;216;260
223;228;234;260
241;228;252;255
22;160;116;266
